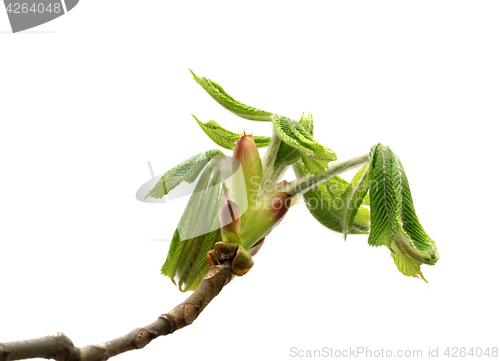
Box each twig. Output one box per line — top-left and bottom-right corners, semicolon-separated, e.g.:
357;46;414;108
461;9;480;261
0;262;233;361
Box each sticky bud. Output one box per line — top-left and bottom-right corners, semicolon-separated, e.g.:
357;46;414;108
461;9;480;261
214;242;254;276
268;190;292;230
232;245;254;276
240;181;292;250
214;242;238;261
232;133;263;212
261;181;293;235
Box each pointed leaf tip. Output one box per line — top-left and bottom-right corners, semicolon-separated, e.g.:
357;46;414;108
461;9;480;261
368;144;439;280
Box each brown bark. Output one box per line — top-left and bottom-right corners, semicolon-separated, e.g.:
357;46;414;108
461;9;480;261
0;262;233;361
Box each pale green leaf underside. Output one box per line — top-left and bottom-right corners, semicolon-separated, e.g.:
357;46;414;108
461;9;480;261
368;143;439;281
190;69;273;121
193;115;271;150
300;156;333;176
146;149;223;199
161;165;226;292
272;114;336;174
294;162;370;235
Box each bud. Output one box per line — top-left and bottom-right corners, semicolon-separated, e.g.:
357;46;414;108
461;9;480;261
240;181;292;250
232;245;254;276
207;249;218;267
232;133;263;213
214;242;238;261
214;138;291;274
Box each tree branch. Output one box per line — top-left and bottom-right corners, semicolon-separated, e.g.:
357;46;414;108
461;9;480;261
0;262;233;361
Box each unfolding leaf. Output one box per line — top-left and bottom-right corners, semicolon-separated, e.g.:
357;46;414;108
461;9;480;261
193;115;271;150
274;112;315;167
299;112;314;135
161;165;227;292
368;143;439;281
190;69;273;121
300;156;333;175
341;165;370;239
272;114;336;174
293;161;370;235
145;149;223;199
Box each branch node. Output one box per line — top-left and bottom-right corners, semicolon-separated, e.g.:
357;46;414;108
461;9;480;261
183;303;199;325
133;329;153;349
47;332;79;361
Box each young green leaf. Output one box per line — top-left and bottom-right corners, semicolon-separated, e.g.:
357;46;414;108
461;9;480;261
300;156;333;175
293;161;370;235
193;115;271;150
190;69;273;121
145;149;223;199
299;112;314;135
161;165;226;292
253;136;272;148
272;114;336;174
341;164;370;239
274;141;301;167
368;143;439;281
274;113;315;169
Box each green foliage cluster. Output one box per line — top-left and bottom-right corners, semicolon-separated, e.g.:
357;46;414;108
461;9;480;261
146;71;439;291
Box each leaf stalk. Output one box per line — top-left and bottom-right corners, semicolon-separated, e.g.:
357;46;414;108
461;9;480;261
284;153;370;196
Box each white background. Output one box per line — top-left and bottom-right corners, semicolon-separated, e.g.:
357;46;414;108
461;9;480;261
1;2;499;361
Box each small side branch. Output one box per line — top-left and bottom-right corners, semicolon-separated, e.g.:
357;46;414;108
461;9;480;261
284;153;370;196
0;262;233;361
